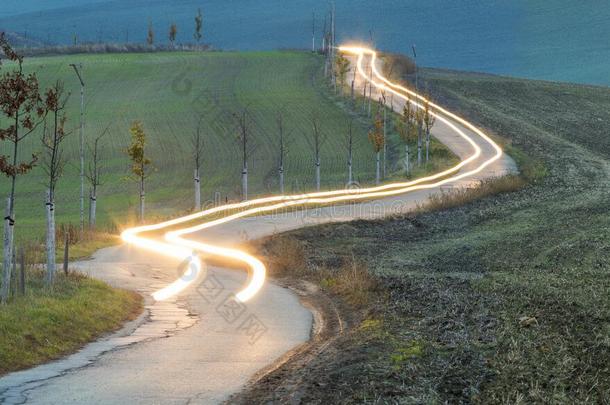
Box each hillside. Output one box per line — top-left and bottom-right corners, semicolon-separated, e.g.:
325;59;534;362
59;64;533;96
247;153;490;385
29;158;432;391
244;69;610;402
0;50;455;245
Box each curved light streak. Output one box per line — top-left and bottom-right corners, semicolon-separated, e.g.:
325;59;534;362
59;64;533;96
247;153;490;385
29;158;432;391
121;46;504;303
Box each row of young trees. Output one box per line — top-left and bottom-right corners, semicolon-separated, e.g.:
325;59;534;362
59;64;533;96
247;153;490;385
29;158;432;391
180;92;435;211
395;97;435;174
0;35;77;301
176;54;437;208
0;36;112;302
330;50;437;181
146;8;204;47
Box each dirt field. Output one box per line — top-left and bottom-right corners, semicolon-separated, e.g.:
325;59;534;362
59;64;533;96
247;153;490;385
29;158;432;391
236;69;610;403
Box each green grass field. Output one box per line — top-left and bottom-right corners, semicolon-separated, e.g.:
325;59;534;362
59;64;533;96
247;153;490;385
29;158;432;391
0;50;455;250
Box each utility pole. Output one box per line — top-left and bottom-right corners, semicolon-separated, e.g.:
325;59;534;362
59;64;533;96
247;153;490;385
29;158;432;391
311;12;315;52
330;3;336;85
322;16;327;55
412;44;418;91
366;29;374;117
70;63;85;233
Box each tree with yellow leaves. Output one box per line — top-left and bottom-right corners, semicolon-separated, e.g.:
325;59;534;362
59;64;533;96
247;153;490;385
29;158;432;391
126;121;151;222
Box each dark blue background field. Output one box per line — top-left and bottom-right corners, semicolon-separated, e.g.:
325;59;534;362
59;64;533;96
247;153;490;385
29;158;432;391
2;0;608;86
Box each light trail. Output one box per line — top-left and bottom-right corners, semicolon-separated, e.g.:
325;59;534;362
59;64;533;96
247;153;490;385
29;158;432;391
121;46;504;303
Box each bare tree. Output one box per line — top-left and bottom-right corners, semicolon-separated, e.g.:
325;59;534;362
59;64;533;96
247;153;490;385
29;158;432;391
147;19;154;46
194;8;203;43
306;113;326;191
322;16;328;75
86;126;109;228
369;102;384;185
126;121;151;222
234;109;255;200
0;34;47;303
276;111;289;194
192;116;205;210
345;119;354;185
423;93;436;163
68;63;85;234
380;90;388;178
41;80;70;285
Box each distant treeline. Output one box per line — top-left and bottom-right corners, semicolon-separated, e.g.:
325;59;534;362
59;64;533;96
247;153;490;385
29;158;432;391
8;42;212;57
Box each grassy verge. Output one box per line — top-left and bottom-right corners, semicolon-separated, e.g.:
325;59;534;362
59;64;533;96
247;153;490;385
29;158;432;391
246;68;610;402
0;270;142;376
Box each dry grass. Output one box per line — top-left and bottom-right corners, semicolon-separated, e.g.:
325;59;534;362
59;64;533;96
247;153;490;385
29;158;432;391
415;175;526;214
330;257;378;308
264;236;308;278
260;235;378;309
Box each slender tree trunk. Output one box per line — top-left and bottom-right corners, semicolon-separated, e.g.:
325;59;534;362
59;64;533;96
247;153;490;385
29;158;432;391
315;158;321;191
405;144;410;175
362;81;367;112
2;130;19;303
351;80;354;100
1;199;14;304
63;232;69;275
348;126;353;184
45;190;56;285
279;166;284;194
375;151;381;185
348;158;353;184
417;127;423;166
367;85;372;116
426;130;431;163
139;177;145;222
383;106;387;178
90;189;97;228
242;163;248;201
194;168;201;211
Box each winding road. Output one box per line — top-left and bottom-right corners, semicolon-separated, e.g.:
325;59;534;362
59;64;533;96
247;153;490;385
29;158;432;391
0;47;515;404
